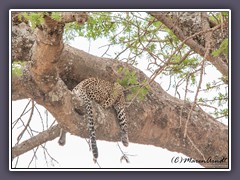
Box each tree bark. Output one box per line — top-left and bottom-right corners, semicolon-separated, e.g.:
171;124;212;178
11;13;228;168
12;125;61;160
149;12;228;78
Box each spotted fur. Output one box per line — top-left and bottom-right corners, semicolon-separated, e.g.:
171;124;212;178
72;77;129;162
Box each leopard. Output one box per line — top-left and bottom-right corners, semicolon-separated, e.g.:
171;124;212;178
72;77;129;163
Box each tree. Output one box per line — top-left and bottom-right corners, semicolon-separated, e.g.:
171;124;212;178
11;11;229;168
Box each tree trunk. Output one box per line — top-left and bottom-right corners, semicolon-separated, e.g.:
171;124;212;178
11;12;228;168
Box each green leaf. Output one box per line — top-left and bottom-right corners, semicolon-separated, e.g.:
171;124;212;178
22;12;45;29
51;12;61;21
211;38;228;58
117;67;149;101
12;61;26;77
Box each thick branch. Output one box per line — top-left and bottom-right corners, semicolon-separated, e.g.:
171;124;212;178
11;12;88;62
12;22;35;62
149;12;228;77
12;44;228;168
59;12;88;24
12;125;61;160
30;15;64;93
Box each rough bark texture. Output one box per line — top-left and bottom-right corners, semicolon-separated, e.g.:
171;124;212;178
11;12;228;168
149;12;228;78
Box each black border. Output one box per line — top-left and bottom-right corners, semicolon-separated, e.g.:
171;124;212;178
1;0;239;179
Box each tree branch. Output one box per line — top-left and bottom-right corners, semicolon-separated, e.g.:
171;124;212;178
12;44;228;168
12;125;61;160
149;12;228;78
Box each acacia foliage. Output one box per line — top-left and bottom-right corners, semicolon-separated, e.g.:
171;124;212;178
14;11;229;120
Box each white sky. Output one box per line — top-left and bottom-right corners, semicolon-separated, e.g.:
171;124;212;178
12;100;203;169
11;13;229;169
